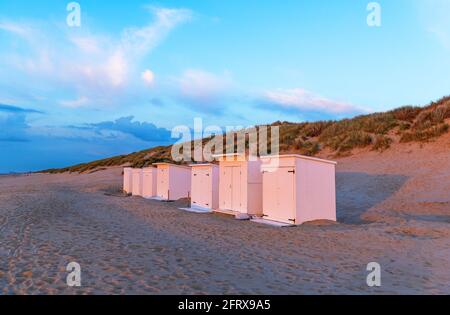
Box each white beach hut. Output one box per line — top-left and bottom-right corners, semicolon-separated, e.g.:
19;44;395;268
189;163;219;211
214;153;262;217
131;168;143;197
123;167;133;194
260;155;337;225
142;167;157;199
153;163;191;201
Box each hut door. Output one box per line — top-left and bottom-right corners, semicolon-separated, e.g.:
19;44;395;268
222;167;233;210
263;167;295;223
195;168;210;208
192;170;199;206
204;170;212;208
277;167;296;222
222;166;241;211
143;171;151;196
231;166;242;212
158;168;169;199
262;169;277;214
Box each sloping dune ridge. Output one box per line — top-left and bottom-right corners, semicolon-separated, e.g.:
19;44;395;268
0;132;450;294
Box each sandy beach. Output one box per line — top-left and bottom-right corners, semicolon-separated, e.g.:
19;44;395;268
1;137;450;295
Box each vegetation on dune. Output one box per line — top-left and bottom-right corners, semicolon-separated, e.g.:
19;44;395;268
43;146;174;174
42;96;450;174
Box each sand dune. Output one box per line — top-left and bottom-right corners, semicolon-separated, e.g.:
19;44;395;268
1;136;450;294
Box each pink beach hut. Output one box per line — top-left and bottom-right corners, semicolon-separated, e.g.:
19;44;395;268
142;167;157;198
123;167;133;194
153;163;191;201
214;153;263;217
131;168;143;196
260;155;337;225
190;164;219;211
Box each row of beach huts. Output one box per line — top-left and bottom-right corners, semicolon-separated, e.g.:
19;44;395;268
123;153;337;226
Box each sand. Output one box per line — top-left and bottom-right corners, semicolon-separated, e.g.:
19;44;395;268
1;137;450;294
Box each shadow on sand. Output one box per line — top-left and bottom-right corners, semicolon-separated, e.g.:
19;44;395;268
336;172;408;224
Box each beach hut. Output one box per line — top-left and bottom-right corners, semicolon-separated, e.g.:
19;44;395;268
131;168;143;197
214;153;263;217
189;163;219;211
123;167;133;194
260;154;337;225
142;167;157;198
153;163;191;201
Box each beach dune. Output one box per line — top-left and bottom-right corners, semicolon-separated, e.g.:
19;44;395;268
1;135;450;294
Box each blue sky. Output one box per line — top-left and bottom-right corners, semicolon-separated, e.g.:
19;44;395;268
1;0;450;172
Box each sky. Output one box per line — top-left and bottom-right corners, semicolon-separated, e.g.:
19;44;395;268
1;0;450;172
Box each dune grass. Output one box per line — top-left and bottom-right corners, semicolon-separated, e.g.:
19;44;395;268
42;96;450;173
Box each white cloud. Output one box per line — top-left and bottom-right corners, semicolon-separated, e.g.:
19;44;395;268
0;7;192;108
105;50;128;87
122;7;192;57
70;36;101;54
264;88;364;114
59;96;90;108
176;69;232;105
0;21;33;38
141;69;155;86
417;0;450;50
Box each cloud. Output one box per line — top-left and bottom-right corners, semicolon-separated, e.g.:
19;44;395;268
417;0;450;50
0;123;170;173
0;103;171;145
0;21;33;38
174;69;232;112
70;36;101;54
141;69;155;86
427;27;450;50
0;103;43;114
87;116;172;143
0;7;192;108
262;88;365;115
121;7;192;58
0;113;175;172
0;103;43;142
59;97;90;108
0;113;28;142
